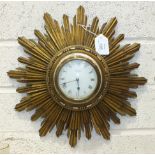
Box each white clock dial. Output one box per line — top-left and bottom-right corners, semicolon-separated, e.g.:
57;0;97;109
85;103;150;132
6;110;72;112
58;59;98;100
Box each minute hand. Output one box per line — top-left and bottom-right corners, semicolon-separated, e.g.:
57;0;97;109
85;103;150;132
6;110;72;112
60;79;77;85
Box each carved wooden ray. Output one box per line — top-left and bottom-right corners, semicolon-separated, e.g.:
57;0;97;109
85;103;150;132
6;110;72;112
7;6;147;147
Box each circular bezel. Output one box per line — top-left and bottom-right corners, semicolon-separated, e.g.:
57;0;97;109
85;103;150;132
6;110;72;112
46;45;110;111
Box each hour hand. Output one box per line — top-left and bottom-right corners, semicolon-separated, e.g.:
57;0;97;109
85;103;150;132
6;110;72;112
76;78;80;96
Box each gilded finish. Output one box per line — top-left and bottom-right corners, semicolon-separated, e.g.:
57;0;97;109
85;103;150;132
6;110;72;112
7;6;147;147
46;45;109;111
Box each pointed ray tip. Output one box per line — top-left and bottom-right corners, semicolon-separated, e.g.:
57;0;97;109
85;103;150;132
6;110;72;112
43;12;50;19
121;33;125;37
135;43;141;51
133;111;137;116
7;71;11;76
111;16;117;20
17;36;22;40
134;43;140;48
17;36;25;42
77;5;85;11
70;142;76;148
31;115;37;121
143;77;147;83
63;14;68;18
16;87;19;92
78;5;84;9
116;119;120;124
56;132;61;137
107;135;110;140
7;70;15;77
34;29;39;33
94;16;99;20
15;105;23;112
137;42;141;45
129;108;137;116
112;16;117;22
39;130;46;137
44;12;49;16
17;57;21;61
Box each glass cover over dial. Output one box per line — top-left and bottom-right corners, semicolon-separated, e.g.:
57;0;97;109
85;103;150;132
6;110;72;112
58;59;98;100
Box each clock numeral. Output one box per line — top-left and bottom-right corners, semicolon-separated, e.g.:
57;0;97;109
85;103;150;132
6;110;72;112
61;77;65;80
84;63;88;68
68;63;72;68
88;85;93;89
89;70;93;74
91;78;95;81
68;90;72;94
62;83;66;88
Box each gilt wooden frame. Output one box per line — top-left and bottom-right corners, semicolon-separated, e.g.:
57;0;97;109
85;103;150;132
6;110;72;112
7;6;147;147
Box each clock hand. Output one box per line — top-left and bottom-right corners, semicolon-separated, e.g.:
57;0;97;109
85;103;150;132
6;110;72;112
60;79;77;85
76;78;80;97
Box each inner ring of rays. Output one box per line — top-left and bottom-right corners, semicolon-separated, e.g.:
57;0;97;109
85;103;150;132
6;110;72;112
7;5;147;147
46;46;110;111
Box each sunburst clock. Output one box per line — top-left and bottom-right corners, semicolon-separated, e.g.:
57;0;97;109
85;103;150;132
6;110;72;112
8;6;147;147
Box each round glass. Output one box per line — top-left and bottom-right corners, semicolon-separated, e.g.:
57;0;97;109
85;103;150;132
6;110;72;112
58;59;98;100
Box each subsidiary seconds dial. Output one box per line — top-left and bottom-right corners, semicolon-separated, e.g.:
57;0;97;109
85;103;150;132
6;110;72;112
58;59;98;100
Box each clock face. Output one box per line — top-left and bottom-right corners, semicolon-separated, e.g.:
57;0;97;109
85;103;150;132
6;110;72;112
57;59;98;100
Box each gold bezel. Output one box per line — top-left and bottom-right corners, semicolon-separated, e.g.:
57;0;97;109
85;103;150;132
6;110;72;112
46;45;110;111
55;54;100;101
